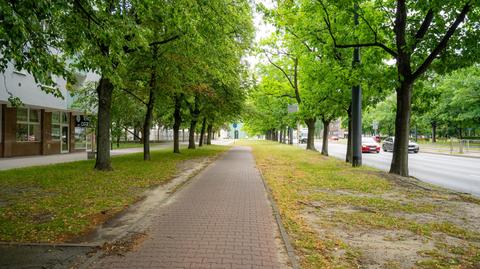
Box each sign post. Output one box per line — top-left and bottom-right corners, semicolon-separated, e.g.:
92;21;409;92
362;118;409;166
233;123;238;144
372;121;379;136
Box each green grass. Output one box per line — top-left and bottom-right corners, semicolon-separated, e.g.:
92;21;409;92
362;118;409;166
0;145;228;243
110;142;163;149
242;140;480;269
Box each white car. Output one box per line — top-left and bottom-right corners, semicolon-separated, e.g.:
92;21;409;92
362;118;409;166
382;137;419;153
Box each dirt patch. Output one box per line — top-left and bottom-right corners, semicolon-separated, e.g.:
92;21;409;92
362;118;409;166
303;209;437;268
31;211;55;224
100;231;148;257
300;183;480;268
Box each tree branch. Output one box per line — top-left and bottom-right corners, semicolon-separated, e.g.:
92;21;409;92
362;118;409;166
73;0;102;26
149;35;180;47
412;2;471;80
265;93;296;99
412;9;434;51
120;88;148;106
318;0;398;58
264;51;296;91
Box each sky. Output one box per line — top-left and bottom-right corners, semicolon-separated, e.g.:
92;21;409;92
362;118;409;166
242;0;276;70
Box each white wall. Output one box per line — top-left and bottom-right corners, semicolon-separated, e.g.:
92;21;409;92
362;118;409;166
0;62;100;110
0;63;69;110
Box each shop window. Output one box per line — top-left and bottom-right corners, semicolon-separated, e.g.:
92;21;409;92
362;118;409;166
51;112;61;140
52;112;69;141
16;108;41;142
74;127;87;150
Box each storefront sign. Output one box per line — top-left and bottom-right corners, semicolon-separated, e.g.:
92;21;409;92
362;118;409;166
74;115;90;127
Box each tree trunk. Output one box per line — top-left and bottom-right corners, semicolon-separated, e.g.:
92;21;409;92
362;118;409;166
173;94;182;153
206;123;213;145
188;120;197;149
346;106;352;162
288;127;293;144
282;128;287;143
321;119;331;156
305;118;316;151
143;72;157;160
279;129;283;144
431;121;437;143
116;136;120;148
199;117;207;147
390;81;413;176
95;77;114;171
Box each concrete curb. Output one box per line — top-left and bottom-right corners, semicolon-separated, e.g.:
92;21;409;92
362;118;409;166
420;150;480;159
0;241;100;248
257;167;301;269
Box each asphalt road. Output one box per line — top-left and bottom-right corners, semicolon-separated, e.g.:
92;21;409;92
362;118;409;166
298;141;480;197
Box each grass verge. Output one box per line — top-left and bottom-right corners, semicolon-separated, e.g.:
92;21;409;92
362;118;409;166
243;140;480;269
110;142;162;149
0;145;228;243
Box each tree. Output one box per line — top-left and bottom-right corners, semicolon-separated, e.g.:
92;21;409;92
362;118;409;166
0;0;72;100
318;0;479;176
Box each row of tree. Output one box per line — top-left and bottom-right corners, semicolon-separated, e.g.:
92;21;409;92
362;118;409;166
244;0;479;176
1;0;254;170
363;65;480;140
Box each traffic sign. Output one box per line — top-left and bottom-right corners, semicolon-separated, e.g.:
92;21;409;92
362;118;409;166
233;123;238;129
287;104;298;113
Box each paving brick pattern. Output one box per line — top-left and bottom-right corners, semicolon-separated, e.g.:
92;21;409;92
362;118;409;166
90;146;287;269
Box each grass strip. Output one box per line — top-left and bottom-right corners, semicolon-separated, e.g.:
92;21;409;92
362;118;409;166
0;145;228;243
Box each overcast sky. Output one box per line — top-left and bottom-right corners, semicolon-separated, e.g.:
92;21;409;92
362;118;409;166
243;0;276;70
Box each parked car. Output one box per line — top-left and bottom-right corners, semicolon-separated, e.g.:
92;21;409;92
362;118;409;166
382;137;419;153
299;129;308;144
362;137;380;153
330;136;339;141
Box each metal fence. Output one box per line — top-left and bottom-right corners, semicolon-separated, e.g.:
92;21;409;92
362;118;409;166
419;139;480;156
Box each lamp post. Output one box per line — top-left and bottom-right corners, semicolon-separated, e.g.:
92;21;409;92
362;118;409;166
352;2;362;167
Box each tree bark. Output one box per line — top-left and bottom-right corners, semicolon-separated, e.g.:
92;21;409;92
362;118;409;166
188;119;197;149
187;96;200;149
431;121;437;143
206;123;213;145
346;105;352;162
389;81;413;176
279;129;283;143
95;77;114;171
199;117;207;147
143;71;157;161
321;118;331;156
173;94;182;153
305;118;316;151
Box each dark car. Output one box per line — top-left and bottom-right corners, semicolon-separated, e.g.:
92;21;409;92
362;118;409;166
362;137;380;153
299;130;308;143
382;137;419;153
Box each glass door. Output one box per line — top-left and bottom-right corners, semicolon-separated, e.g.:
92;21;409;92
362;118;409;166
61;126;69;153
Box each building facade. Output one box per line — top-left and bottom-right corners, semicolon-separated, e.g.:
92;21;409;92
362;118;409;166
0;63;93;157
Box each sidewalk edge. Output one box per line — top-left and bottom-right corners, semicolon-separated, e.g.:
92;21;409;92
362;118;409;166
257;167;301;269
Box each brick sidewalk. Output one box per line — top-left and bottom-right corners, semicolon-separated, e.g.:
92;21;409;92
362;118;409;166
89;146;289;269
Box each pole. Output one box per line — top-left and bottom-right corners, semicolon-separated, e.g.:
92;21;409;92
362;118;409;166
352;2;362;167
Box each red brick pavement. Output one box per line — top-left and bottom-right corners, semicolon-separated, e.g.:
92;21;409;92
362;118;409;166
90;146;289;269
